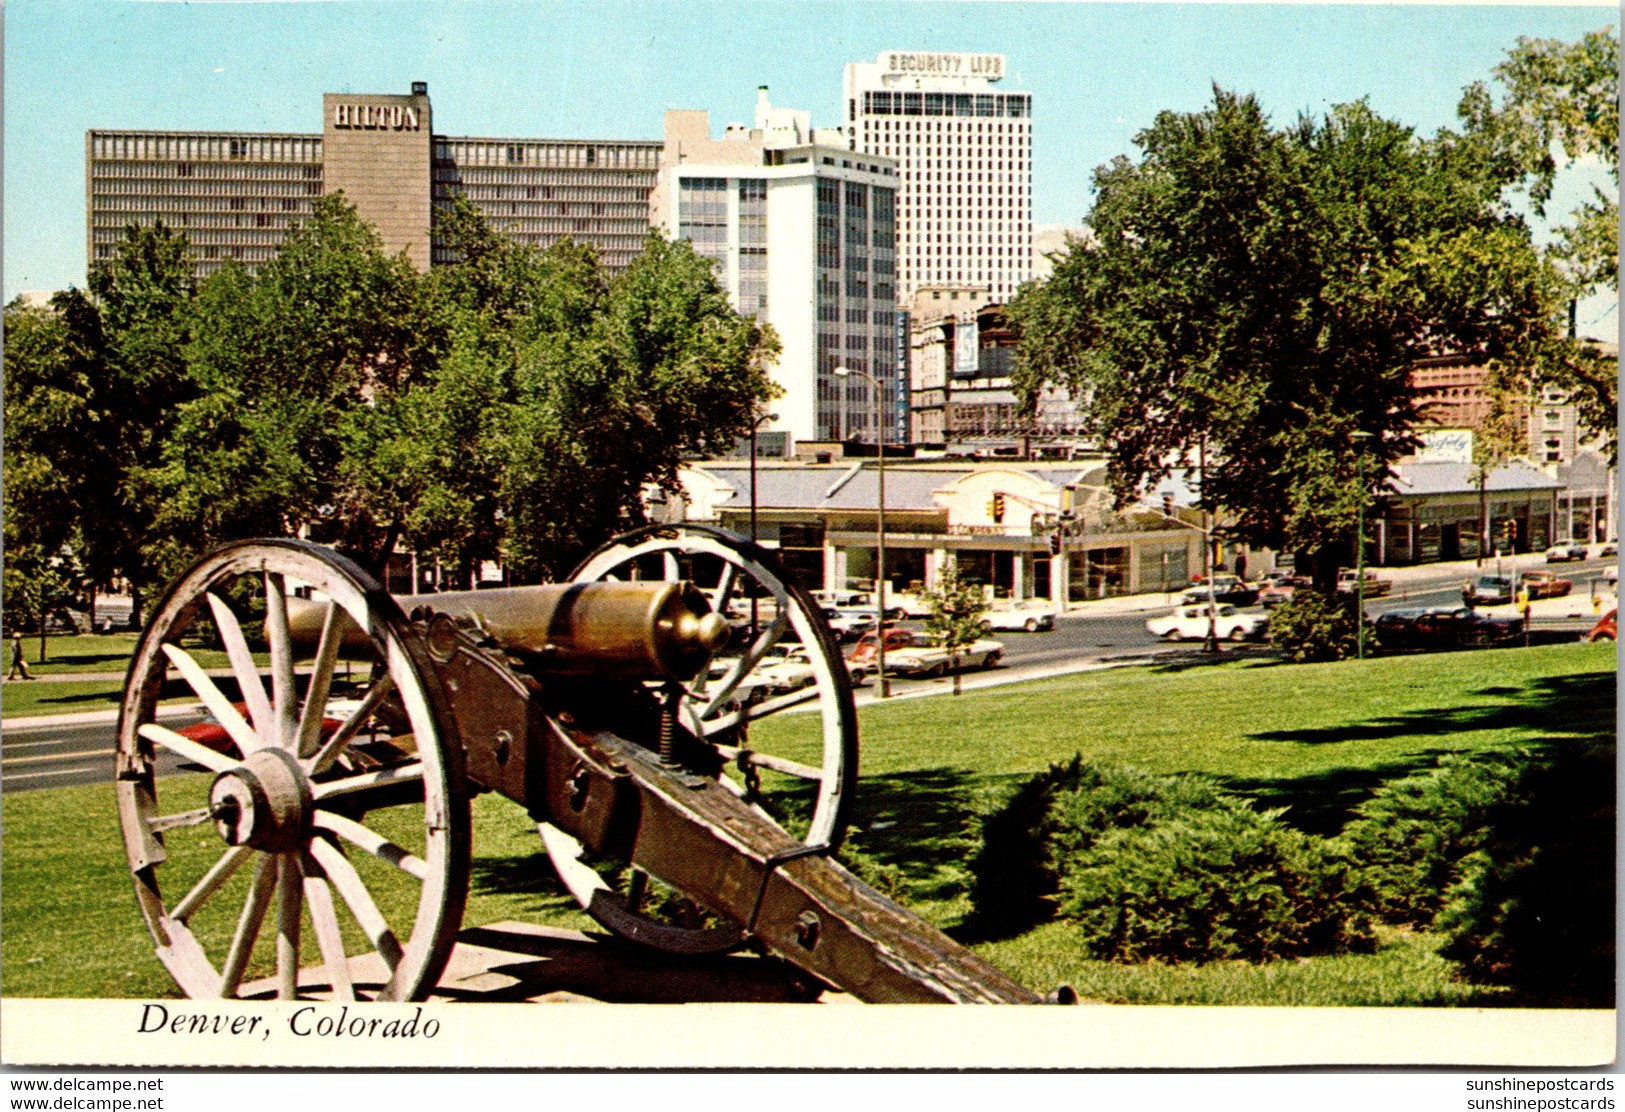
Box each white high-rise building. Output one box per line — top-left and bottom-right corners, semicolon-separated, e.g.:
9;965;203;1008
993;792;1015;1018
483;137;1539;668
654;89;903;446
844;52;1033;303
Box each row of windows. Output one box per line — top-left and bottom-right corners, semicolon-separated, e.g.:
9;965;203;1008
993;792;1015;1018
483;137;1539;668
860;92;1032;119
92;210;306;231
435;168;656;191
441;183;650;204
90;133;322;162
92;178;324;198
436;140;659;170
93;160;322;181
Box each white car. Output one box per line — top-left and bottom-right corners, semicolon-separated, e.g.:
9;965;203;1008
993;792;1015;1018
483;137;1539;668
881;630;1004;676
981;601;1057;633
1146;604;1269;643
824;607;879;641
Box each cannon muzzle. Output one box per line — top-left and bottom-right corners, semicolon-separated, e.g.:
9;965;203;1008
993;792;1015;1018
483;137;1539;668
286;581;729;682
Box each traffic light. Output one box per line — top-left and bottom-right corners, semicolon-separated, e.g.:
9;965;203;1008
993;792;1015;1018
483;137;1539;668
1048;532;1062;555
1162;493;1174;519
990;492;1006;523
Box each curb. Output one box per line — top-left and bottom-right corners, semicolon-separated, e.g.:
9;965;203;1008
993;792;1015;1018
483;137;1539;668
2;702;202;731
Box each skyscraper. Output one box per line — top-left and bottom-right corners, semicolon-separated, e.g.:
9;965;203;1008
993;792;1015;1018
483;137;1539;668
844;52;1033;303
654;89;901;446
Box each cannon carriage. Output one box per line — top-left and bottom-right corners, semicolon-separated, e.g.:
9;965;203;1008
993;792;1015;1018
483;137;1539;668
115;525;1042;1004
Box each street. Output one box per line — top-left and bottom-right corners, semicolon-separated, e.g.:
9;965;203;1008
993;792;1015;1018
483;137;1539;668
4;553;1612;793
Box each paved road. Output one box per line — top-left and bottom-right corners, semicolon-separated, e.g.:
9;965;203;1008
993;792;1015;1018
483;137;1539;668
7;555;1611;792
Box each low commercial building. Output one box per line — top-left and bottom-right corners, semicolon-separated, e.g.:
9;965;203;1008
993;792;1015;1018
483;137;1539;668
1373;460;1561;564
660;459;1224;606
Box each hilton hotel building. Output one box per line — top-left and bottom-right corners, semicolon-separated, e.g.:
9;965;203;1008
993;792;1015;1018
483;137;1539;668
843;52;1032;303
86;84;661;278
654;89;902;447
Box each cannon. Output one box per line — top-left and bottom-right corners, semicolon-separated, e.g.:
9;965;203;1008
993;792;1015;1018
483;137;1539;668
115;525;1042;1004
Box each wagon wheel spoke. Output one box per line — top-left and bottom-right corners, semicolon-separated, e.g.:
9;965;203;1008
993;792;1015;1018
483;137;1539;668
302;853;356;1001
310;837;404;972
263;572;298;749
701;683;822;737
156;647;257;758
295;601;344;759
311;761;425;805
171;844;253;922
712;744;825;782
206;592;274;747
147;806;216;834
708;562;740;617
219;854;277;998
275;853;303;999
307;675;395;776
661;551;680;582
697;613;790;717
314;811;429;881
137;721;238;775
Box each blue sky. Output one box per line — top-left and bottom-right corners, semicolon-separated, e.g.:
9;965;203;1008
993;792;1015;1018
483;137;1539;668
4;0;1617;332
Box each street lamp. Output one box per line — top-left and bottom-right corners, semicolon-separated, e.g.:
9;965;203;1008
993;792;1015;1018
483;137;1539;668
835;365;889;697
748;411;778;642
1352;431;1374;661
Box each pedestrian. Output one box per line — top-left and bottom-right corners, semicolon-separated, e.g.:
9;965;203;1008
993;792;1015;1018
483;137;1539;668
7;634;31;680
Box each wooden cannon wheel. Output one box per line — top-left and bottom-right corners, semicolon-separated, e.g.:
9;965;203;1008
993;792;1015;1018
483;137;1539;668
115;540;470;1001
543;524;859;955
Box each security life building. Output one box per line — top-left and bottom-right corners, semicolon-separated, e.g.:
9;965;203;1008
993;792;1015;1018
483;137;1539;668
86;84;662;278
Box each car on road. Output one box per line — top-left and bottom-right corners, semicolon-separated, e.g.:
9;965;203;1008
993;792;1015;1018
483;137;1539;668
1462;574;1514;607
1586;608;1616;642
1545;540;1590;562
1599;541;1618;558
1337;569;1392;597
1604;564;1619;587
1519;571;1573;600
823;607;878;642
1180;575;1259;607
1259;572;1311;609
1146;603;1269;643
878;629;1004;676
812;590;871;610
1375;606;1523;651
981;600;1057;633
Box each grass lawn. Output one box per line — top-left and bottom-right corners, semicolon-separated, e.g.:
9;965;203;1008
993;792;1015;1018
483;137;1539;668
1;640;1611;1003
2;634;262;719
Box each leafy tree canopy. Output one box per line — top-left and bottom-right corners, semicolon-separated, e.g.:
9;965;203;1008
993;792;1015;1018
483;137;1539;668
1007;89;1578;579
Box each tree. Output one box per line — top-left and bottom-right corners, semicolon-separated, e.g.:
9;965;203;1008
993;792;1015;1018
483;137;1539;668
1006;89;1573;588
1459;28;1619;448
157;194;442;573
922;564;988;695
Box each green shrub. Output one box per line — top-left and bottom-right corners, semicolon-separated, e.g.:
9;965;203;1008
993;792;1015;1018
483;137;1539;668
1437;740;1615;1006
1059;803;1375;963
1269;588;1362;663
966;757;1235;934
968;757;1374;961
1340;753;1527;927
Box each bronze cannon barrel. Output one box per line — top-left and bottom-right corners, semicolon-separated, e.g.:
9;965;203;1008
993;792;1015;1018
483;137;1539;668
285;581;730;681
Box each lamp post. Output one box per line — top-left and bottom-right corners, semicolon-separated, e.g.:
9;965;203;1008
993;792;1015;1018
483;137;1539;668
1352;431;1374;661
835;366;889;697
748;411;779;641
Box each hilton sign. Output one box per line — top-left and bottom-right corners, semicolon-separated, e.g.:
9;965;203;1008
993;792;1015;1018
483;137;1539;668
332;103;421;131
881;52;1004;80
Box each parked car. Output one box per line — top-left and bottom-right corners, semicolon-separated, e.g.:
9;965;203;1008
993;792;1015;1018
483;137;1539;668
1586;608;1616;642
1545;540;1590;562
823;607;878;642
981;600;1057;632
1179;575;1259;607
1599;541;1618;559
880;591;932;619
846;624;912;669
812;590;871;610
879;629;1004;676
1604;564;1619;586
1462;574;1514;607
1519;571;1573;600
1378;606;1523;650
1146;603;1269;643
1336;569;1392;597
1259;573;1312;609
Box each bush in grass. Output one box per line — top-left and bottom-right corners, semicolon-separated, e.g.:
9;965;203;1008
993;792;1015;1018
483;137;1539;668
1437;740;1615;1006
1058;803;1375;963
1268;589;1361;663
965;757;1236;934
968;757;1374;960
1340;753;1527;927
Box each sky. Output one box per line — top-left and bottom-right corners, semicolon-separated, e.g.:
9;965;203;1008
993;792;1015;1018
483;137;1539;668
3;0;1617;332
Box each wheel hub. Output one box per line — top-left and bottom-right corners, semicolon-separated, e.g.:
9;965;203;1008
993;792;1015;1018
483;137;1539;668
209;748;314;852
